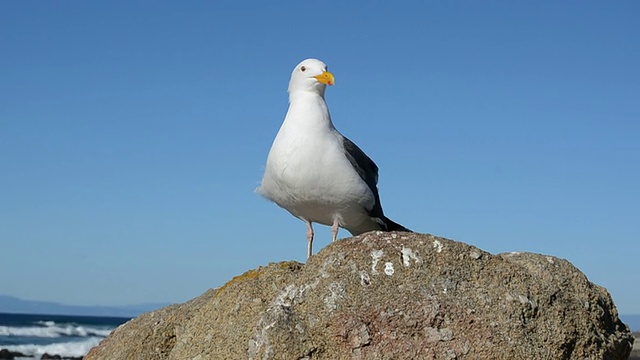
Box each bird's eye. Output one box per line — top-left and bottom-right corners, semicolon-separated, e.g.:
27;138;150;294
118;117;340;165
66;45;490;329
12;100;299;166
301;66;306;72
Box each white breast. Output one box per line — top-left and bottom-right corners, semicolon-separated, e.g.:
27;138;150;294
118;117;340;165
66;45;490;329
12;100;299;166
258;93;375;227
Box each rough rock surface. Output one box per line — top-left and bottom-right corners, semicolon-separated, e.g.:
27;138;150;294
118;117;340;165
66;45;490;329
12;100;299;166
86;232;632;359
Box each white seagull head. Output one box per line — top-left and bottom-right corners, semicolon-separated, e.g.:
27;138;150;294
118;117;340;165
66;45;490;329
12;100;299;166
288;58;335;97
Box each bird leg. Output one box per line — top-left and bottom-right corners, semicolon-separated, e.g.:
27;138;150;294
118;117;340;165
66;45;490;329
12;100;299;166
331;218;340;243
305;220;314;260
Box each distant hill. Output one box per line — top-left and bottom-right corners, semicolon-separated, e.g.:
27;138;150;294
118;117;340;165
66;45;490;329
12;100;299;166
0;295;170;318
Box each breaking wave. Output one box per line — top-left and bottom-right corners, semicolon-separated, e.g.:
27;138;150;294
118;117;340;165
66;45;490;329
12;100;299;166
0;321;113;338
1;336;103;358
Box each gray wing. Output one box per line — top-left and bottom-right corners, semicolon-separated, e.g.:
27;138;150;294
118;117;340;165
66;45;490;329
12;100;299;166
342;136;385;219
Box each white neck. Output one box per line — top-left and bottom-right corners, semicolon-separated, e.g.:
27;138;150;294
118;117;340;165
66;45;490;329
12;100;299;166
285;91;334;130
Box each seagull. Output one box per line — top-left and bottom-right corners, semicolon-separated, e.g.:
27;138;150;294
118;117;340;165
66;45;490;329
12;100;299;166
257;58;411;259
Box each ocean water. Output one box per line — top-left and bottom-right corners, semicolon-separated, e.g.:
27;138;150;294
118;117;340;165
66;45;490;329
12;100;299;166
0;312;130;358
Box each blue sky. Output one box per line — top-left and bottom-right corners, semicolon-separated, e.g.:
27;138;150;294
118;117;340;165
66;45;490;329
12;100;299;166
1;1;639;314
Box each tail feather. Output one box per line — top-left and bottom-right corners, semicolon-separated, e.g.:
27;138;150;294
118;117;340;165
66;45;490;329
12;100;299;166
382;217;412;233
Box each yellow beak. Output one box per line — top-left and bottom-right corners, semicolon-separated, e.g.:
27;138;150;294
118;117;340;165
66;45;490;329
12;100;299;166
314;71;335;86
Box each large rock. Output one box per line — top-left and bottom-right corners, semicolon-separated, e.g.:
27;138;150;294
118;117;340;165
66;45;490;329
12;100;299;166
86;232;632;359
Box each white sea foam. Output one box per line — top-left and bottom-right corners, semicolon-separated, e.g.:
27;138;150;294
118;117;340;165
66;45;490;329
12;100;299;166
2;336;103;358
0;323;112;338
35;320;56;327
